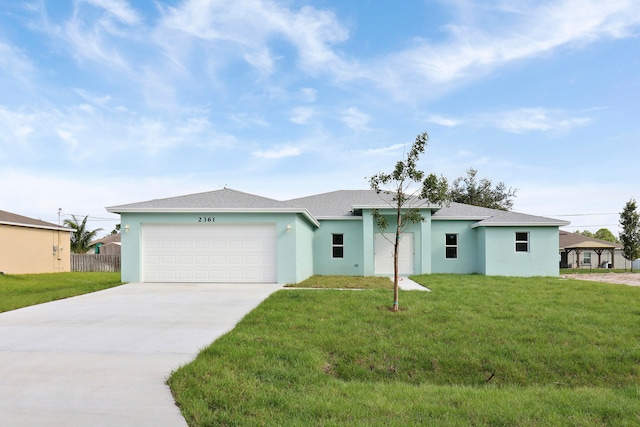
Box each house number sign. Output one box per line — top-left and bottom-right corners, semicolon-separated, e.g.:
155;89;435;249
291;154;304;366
198;216;215;223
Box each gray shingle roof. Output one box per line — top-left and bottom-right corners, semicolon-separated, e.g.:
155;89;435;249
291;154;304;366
286;190;435;218
0;209;72;231
431;202;499;219
470;210;570;227
106;188;568;228
432;202;569;227
106;188;320;226
107;188;298;211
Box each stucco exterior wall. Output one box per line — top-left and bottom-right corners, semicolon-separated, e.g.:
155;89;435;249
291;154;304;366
313;219;364;276
431;220;479;274
119;211;307;284
480;226;560;276
0;225;71;274
291;215;315;283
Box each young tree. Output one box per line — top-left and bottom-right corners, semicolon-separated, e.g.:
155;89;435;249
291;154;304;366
369;132;449;312
619;199;640;271
449;168;517;210
64;214;103;254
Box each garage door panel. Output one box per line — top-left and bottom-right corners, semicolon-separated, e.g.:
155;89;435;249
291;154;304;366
195;255;209;265
177;240;193;250
142;223;277;283
177;271;193;281
211;255;226;265
177;255;193;265
194;240;209;250
161;255;176;265
194;271;209;281
161;241;176;250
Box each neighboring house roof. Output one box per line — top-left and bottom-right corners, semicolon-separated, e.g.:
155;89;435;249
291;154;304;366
559;230;622;250
0;209;72;232
106;188;320;227
92;233;121;245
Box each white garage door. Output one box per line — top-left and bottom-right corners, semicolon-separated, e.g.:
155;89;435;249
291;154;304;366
374;232;414;275
142;223;277;283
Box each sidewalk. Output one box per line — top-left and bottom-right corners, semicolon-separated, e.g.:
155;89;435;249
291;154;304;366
396;276;431;291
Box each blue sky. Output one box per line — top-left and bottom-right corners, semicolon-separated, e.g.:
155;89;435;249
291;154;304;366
1;0;639;237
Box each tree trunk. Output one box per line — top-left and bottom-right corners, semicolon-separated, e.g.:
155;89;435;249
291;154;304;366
392;208;401;312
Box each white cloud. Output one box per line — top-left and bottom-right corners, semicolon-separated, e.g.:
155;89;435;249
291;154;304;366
426;107;591;133
229;113;269;128
341;107;370;132
62;13;131;70
300;87;317;102
157;0;352;77
0;41;35;85
80;0;141;25
484;107;591;133
290;107;314;125
0;103;234;160
361;143;405;156
0;107;37;144
73;88;112;107
375;0;640;94
252;146;302;159
427;114;462;127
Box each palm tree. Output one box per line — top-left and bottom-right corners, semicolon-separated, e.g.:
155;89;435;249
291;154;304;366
63;214;103;253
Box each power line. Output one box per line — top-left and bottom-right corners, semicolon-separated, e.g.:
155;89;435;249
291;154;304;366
544;213;619;217
43;213;119;223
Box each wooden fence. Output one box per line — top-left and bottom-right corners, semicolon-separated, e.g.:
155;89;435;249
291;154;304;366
71;254;121;272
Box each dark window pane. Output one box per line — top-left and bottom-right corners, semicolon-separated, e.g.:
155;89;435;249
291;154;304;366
332;234;344;245
515;232;528;242
446;234;457;245
446;247;458;259
516;242;528;252
332;246;344;258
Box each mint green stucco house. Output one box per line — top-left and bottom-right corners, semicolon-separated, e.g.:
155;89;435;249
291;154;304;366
106;188;569;284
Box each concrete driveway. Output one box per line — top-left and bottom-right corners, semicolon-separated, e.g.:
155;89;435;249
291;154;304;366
0;282;283;427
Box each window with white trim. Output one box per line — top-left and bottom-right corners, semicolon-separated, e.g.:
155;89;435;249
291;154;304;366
445;234;458;259
515;232;529;252
583;251;591;265
332;233;344;258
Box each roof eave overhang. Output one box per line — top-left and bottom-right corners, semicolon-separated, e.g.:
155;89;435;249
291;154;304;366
432;216;492;221
353;204;440;211
471;221;570;229
315;216;362;221
0;221;73;232
106;207;321;227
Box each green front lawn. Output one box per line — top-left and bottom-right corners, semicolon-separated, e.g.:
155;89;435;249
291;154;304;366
168;275;640;426
286;275;393;289
0;272;122;313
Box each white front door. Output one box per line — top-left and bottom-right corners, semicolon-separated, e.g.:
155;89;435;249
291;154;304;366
374;232;414;275
142;223;277;283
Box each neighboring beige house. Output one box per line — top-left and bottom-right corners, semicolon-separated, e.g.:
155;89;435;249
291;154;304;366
0;209;72;274
559;230;627;269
